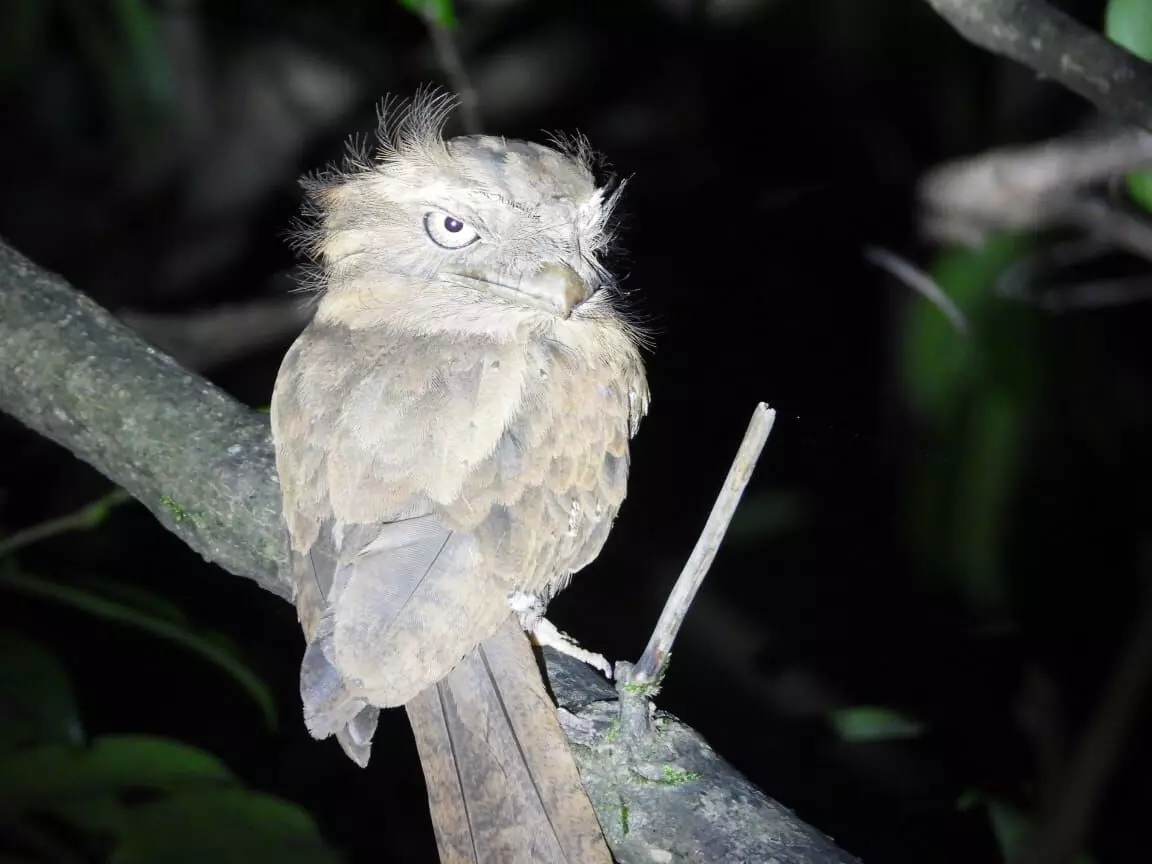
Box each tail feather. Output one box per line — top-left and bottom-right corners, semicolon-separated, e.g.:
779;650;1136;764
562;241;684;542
406;614;611;864
335;705;380;767
300;614;380;767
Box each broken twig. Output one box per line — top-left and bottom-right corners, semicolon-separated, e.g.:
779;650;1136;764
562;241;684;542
629;403;777;686
865;245;970;336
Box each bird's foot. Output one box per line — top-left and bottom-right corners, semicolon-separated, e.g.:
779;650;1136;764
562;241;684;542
508;591;612;679
532;619;614;680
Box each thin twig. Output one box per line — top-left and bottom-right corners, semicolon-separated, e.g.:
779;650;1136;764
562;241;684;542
1064;196;1152;261
1020;582;1152;864
1041;277;1152;312
999;238;1152;310
0;488;133;559
865;246;969;336
631;403;777;685
423;13;482;135
996;237;1111;303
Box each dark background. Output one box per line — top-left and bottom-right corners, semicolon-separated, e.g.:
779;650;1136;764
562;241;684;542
2;0;1150;862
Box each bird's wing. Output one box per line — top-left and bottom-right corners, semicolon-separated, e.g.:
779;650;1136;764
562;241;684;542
273;322;531;757
290;511;520;767
272;319;644;774
318;513;521;709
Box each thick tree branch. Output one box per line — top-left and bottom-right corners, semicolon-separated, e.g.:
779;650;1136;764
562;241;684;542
0;240;289;600
922;0;1152;128
0;238;860;864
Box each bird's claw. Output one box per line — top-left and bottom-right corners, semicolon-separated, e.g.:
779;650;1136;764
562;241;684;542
529;616;613;680
508;591;612;679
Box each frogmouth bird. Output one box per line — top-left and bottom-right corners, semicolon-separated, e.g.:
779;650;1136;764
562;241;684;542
270;92;648;863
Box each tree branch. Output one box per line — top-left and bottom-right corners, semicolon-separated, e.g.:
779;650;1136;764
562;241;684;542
917;124;1152;284
0;238;860;864
922;0;1152;129
918;126;1152;245
0;240;288;600
631;403;776;686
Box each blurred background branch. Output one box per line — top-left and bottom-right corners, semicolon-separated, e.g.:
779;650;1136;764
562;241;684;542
922;0;1152;127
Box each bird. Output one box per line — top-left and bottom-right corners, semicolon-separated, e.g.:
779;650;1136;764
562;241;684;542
269;90;648;863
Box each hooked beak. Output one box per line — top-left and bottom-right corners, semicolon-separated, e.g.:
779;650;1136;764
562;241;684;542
451;262;591;319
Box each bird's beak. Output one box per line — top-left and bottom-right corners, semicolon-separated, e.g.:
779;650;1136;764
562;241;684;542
515;263;590;319
451;262;591;318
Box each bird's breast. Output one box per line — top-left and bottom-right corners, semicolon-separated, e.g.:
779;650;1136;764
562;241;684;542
437;335;638;596
278;319;642;597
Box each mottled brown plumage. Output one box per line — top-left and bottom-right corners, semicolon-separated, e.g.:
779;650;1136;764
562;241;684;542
270;92;646;862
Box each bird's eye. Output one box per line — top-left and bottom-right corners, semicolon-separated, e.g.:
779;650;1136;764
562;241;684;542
424;211;480;249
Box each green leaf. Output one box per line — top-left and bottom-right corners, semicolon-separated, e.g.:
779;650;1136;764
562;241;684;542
112;788;341;864
0;632;83;754
901;233;1040;613
398;0;457;29
952;385;1022;610
983;798;1098;864
985;798;1030;863
1105;0;1152;212
110;0;174;113
1105;0;1152;60
0;739;336;861
1125;172;1152;213
0;736;235;812
828;706;925;742
0;571;277;730
902;233;1030;421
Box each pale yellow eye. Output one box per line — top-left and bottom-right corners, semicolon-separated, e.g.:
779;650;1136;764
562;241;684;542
424;211;480;249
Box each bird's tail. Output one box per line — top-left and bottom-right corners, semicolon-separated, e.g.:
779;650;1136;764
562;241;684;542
405;614;612;864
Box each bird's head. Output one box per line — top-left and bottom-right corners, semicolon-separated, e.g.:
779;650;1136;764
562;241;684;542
295;91;631;342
